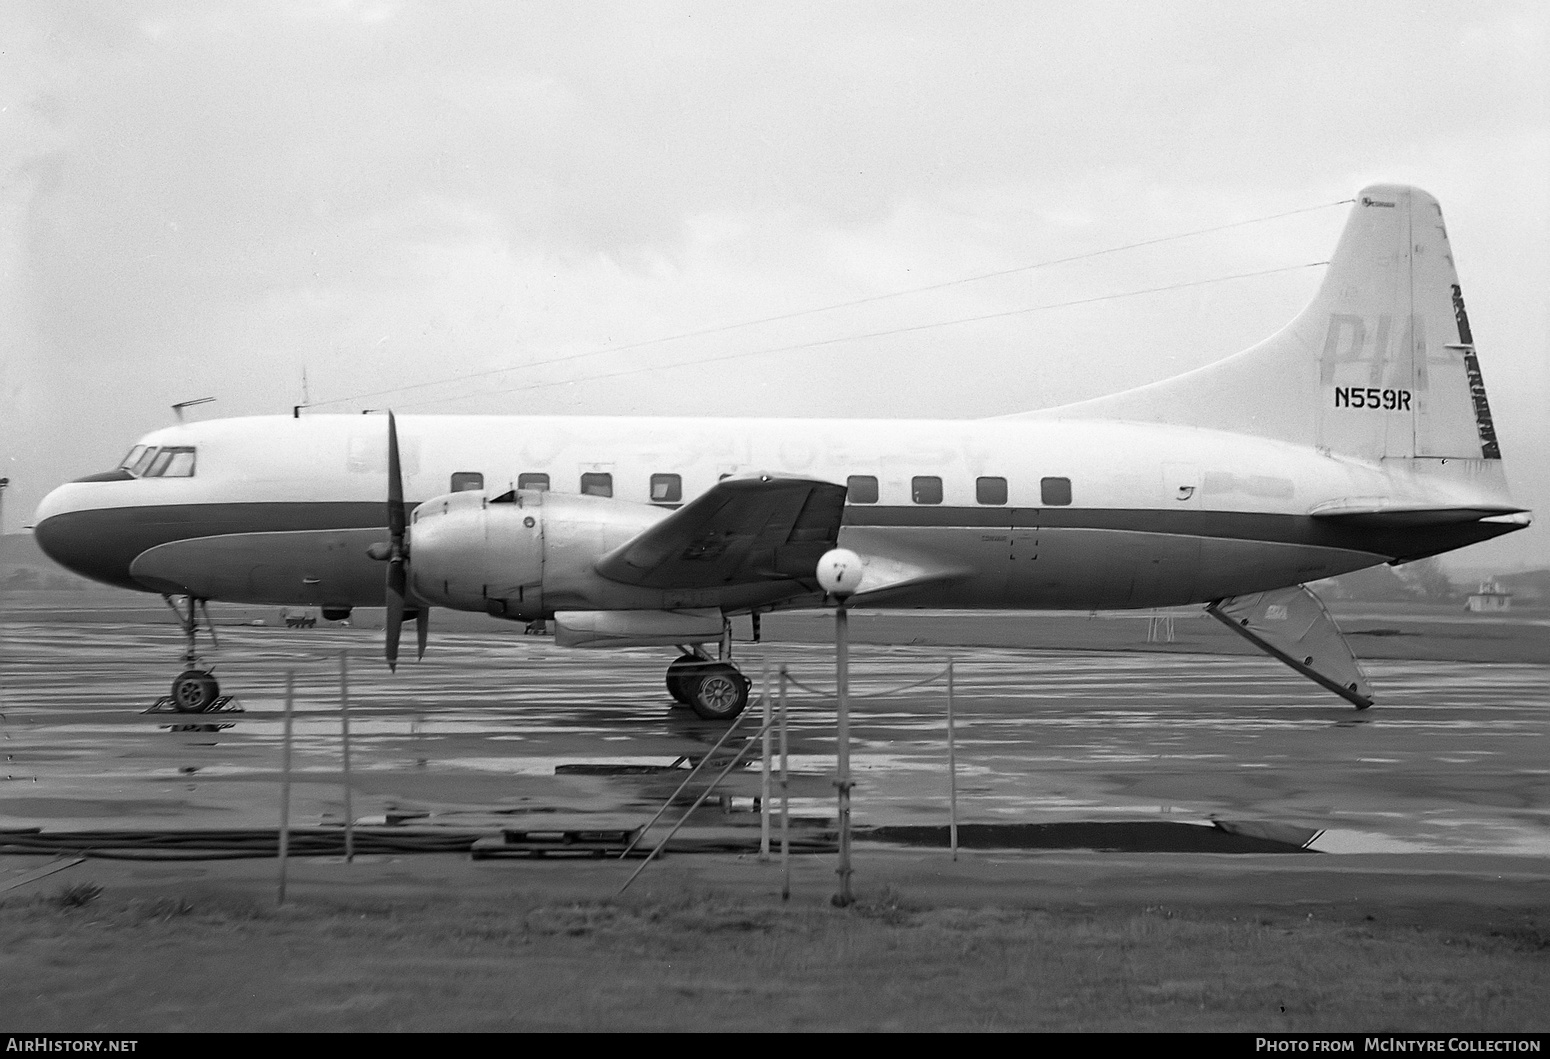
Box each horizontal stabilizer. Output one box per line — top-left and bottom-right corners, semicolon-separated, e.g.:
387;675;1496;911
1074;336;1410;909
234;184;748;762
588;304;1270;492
1207;584;1372;708
1309;500;1530;529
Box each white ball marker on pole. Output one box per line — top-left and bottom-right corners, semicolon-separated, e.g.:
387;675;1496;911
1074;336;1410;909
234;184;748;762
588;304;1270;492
816;548;862;907
815;548;864;599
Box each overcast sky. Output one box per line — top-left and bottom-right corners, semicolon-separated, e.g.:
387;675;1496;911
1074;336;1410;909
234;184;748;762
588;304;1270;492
3;0;1545;572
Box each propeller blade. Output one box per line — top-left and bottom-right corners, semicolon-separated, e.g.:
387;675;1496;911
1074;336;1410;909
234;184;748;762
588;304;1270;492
386;410;405;542
384;410;408;672
416;607;430;661
385;561;406;672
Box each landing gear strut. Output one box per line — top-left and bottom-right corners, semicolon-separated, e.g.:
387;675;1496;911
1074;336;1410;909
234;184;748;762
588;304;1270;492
159;594;222;713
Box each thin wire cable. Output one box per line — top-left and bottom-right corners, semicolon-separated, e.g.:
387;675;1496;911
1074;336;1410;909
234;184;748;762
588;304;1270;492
783;662;953;700
400;260;1325;409
306;199;1351;410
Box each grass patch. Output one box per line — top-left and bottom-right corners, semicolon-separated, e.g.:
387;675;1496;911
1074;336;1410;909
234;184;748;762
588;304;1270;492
0;888;1545;1032
49;882;104;909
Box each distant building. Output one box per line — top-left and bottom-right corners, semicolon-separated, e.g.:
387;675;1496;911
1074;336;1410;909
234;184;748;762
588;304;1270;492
1465;580;1512;612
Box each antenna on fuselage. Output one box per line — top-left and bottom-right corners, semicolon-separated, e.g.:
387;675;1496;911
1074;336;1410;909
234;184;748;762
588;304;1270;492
171;397;216;423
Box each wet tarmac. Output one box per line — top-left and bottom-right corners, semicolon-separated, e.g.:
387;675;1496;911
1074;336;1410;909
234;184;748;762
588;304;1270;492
1;619;1546;861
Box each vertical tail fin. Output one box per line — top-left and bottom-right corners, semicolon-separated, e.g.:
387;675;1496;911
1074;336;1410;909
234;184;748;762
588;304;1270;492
1026;185;1504;465
1315;185;1501;461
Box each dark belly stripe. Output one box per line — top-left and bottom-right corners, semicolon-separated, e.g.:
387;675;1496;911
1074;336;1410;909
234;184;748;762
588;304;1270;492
35;500;1516;593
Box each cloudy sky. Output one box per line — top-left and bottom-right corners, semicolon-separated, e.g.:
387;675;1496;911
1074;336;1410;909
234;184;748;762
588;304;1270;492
3;0;1546;571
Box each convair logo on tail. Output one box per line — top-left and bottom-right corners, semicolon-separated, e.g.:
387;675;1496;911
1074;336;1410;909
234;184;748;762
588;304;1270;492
1360;196;1396;207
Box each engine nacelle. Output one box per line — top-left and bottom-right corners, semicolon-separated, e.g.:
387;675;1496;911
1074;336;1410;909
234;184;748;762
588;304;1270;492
407;488;668;620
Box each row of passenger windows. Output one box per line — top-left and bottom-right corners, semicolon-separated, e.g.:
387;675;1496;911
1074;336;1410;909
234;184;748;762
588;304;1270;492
448;471;1073;506
849;475;1071;506
452;471;682;501
118;445;197;479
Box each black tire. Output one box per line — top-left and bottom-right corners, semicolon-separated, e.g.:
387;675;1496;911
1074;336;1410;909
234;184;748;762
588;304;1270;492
170;670;220;713
665;654;706;705
686;663;750;721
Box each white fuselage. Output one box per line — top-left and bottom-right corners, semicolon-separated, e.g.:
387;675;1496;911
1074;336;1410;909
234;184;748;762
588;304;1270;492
32;413;1515;615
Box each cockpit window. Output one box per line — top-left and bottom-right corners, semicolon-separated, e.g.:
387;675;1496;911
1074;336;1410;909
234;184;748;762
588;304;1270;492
143;447;196;478
118;445;149;471
161;448;196;477
129;447;160;477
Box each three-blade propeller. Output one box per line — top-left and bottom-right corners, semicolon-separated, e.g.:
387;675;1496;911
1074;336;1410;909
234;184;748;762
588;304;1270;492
380;411;428;671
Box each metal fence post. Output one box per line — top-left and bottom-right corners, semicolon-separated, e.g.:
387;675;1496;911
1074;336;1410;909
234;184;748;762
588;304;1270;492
834;604;853;907
340;650;354;864
947;657;958;861
278;671;294;905
760;660;772;862
779;665;791;901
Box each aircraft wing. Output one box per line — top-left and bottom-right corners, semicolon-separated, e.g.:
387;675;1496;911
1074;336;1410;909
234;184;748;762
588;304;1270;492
594;474;848;590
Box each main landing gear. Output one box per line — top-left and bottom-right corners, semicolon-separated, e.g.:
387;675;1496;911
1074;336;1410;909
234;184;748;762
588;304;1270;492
157;595;226;713
666;643;751;722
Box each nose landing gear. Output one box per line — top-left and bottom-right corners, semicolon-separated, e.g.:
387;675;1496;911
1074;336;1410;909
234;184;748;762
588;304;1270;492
169;669;221;712
153;595;228;713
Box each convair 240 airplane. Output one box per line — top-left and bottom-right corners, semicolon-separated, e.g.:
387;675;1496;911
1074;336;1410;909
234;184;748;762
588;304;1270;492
33;185;1530;719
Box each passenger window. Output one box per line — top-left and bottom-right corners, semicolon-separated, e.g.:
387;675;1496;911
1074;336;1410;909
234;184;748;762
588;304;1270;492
161;449;196;478
912;476;943;505
581;472;613;498
451;472;484;492
517;473;549;491
846;475;879;504
976;477;1008;505
1041;476;1072;506
650;473;682;503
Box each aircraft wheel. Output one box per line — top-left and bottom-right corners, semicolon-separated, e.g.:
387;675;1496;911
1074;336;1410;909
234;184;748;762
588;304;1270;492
170;670;220;713
687;664;750;721
665;654;706;705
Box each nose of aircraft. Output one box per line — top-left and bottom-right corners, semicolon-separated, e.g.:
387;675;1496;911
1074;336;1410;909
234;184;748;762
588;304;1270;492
32;481;144;591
